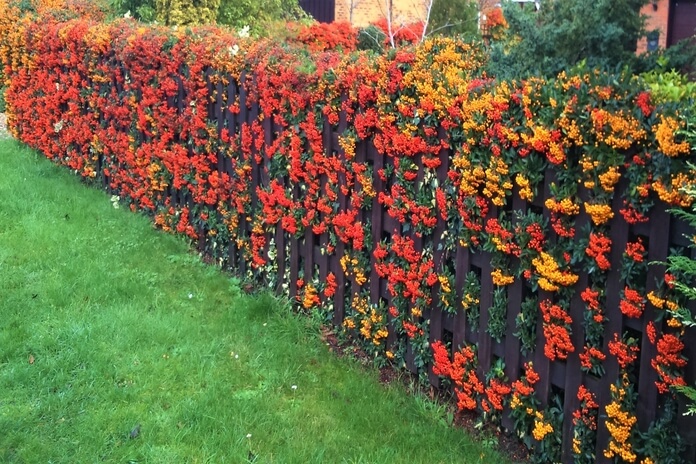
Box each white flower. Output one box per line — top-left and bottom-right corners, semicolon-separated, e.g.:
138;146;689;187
291;385;297;390
229;44;240;56
246;433;252;439
188;293;193;299
124;10;131;19
238;25;250;38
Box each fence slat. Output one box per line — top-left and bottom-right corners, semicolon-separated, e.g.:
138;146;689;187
637;205;671;429
453;244;471;351
427;139;451;386
595;175;632;462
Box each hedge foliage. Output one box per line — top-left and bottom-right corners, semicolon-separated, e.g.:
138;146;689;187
2;1;696;462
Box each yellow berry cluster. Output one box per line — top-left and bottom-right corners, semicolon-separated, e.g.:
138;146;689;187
438;275;453;308
462;292;479;310
340;254;367;286
557;114;585;147
359;309;388;346
344;295;388;346
338;133;356;160
646;291;679;311
652;173;694;207
491;268;515;286
654;115;690;157
604;382;637;463
483;158;513;207
585;202;614;226
515;174;534;201
302;283;318;310
599;166;621;193
591;109;645;150
545;197;580;216
532;252;579;292
532;411;554;441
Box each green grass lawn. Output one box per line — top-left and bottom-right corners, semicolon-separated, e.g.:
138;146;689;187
0;139;512;463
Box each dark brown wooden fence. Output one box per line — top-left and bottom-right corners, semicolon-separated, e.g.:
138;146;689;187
99;71;696;462
12;11;696;462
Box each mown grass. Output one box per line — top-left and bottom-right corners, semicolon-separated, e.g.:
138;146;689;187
0;139;511;463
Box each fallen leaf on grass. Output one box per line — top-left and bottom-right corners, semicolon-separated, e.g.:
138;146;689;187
29;354;35;364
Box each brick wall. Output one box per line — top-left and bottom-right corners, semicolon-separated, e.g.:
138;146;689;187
637;0;670;53
335;0;428;28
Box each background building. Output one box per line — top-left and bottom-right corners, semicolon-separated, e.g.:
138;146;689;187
639;0;696;51
299;0;428;27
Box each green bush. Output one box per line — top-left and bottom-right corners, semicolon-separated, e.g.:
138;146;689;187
108;0;155;21
638;38;696;79
640;68;696;103
487;0;649;79
427;0;478;37
217;0;305;35
663;187;696;416
356;25;385;54
108;0;304;29
154;0;219;26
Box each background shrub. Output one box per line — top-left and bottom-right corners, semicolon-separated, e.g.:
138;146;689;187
356;24;385;53
153;0;220;25
217;0;305;35
487;0;650;78
427;0;478;37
